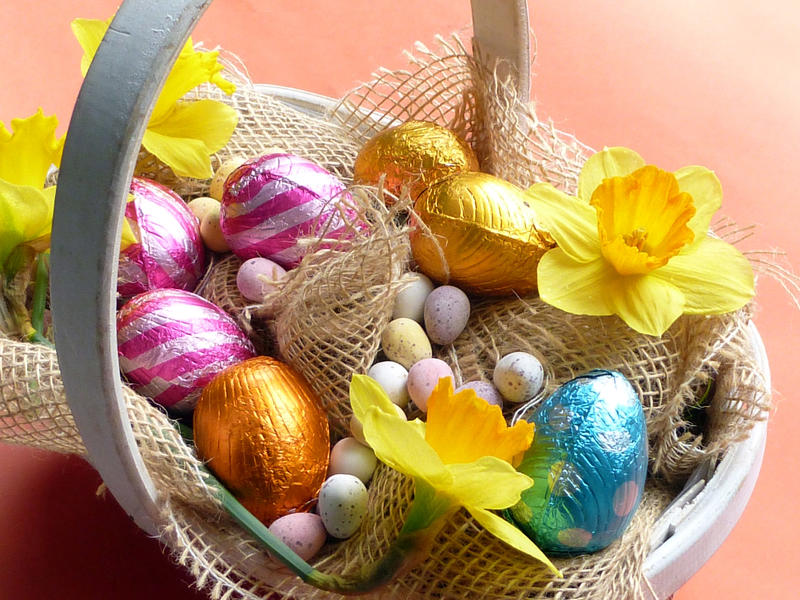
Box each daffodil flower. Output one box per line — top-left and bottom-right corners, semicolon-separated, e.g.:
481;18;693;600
526;147;755;337
320;375;560;586
0;110;64;343
72;18;238;179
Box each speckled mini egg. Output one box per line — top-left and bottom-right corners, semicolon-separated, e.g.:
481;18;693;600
318;474;369;539
350;403;406;446
493;351;544;403
381;318;432;369
220;153;364;267
392;272;434;322
423;285;470;345
456;380;504;409
367;361;410;408
506;370;648;555
406;358;454;412
236;257;287;302
268;512;327;562
329;437;378;483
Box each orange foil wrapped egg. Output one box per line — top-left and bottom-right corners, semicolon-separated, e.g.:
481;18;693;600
354;120;479;201
410;172;555;296
193;356;330;525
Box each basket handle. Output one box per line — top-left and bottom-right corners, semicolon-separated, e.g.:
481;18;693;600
50;0;532;535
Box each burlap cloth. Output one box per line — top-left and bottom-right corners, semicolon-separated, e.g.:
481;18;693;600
0;36;771;599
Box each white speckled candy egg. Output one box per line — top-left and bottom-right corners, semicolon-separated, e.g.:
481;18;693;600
493;351;544;403
392;272;434;322
329;437;378;483
456;380;504;409
367;361;409;408
236;257;287;302
318;474;368;539
423;285;470;345
406;358;454;412
381;318;432;369
267;512;327;562
350;403;406;446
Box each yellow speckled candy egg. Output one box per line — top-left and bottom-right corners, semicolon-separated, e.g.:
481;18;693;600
381;318;432;369
354;121;479;202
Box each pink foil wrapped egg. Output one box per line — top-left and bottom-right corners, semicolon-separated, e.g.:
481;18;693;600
220;153;362;267
118;177;206;299
117;289;256;414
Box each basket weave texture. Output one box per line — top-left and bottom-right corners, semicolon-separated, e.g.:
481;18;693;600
0;35;771;600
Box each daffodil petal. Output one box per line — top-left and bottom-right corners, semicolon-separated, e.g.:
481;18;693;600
467;507;561;576
537;250;617;316
71;18;109;76
674;165;722;239
607;274;686;336
0;110;65;187
653;237;754;314
525;183;600;263
152;46;234;119
350;374;401;420
142;100;237;179
445;457;533;509
0;180;54;267
360;405;447;486
577;147;645;204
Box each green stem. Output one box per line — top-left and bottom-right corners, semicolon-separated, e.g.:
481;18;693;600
178;423;449;595
30;252;49;340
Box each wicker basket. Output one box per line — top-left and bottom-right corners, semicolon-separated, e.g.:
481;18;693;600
48;1;769;598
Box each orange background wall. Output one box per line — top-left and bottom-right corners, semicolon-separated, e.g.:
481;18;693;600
1;1;798;598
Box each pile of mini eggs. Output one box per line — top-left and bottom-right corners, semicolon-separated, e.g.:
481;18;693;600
377;272;545;415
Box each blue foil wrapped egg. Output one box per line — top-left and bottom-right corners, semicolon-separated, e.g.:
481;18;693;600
506;369;647;555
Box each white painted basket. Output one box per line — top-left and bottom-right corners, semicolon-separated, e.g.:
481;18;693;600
49;1;769;598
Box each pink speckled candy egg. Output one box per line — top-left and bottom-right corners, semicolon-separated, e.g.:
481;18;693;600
236;257;287;302
268;512;327;562
456;380;504;409
220;153;363;267
406;358;454;412
117;289;256;414
118;177;206;299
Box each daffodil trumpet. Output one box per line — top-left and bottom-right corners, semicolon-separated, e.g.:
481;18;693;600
180;375;560;595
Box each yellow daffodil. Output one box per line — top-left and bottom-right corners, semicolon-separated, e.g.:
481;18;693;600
348;375;559;576
526;147;755;337
72;18;238;179
0;110;63;273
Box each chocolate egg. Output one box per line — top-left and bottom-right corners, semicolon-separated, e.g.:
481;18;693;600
193;356;330;525
117;177;206;299
410;172;554;296
354;120;479;201
220;153;363;267
506;370;648;555
116;289;256;413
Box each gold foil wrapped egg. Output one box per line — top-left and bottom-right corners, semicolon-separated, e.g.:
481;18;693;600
354;120;479;201
410;172;555;296
193;356;330;525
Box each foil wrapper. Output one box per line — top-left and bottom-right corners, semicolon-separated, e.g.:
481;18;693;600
118;177;206;299
220;153;363;267
410;172;554;296
116;289;256;413
353;120;478;201
193;356;330;525
507;370;648;555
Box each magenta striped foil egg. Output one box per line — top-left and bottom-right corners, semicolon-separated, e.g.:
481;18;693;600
118;177;206;299
220;153;362;267
117;289;256;414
